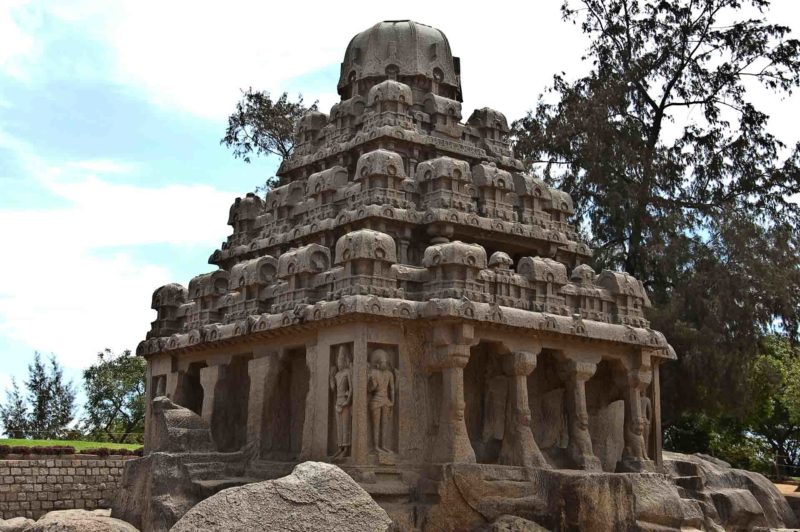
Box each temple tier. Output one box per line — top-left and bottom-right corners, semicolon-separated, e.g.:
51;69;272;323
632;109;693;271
135;19;675;528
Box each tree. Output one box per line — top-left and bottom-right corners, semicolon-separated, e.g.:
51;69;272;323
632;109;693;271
664;335;800;476
221;89;317;191
82;349;146;444
512;0;800;422
1;352;77;439
24;352;76;439
0;379;28;439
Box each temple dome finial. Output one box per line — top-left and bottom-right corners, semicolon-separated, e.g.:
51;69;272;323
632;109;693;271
337;20;461;102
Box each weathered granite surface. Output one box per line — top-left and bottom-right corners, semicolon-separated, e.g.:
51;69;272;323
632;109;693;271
169;462;391;532
111;19;793;532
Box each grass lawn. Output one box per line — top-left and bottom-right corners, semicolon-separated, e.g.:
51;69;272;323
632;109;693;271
0;438;142;451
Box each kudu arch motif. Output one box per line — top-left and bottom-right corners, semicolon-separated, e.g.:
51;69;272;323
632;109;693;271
131;19;679;530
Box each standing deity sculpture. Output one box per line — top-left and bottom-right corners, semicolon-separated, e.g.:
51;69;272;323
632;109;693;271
329;344;353;459
368;348;395;453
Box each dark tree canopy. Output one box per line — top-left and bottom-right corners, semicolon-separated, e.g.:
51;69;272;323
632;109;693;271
221;89;316;163
0;379;28;439
512;0;800;423
0;352;76;439
82;349;146;444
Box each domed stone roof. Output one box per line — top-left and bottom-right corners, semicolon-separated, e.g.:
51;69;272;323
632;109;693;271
337;20;461;101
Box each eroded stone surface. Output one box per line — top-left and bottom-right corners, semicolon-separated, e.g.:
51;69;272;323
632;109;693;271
169;462;391;532
0;517;35;532
23;510;138;532
109;18;793;532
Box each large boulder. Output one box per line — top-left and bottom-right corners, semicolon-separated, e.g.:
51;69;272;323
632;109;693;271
170;462;392;532
23;510;138;532
0;517;35;532
664;452;799;530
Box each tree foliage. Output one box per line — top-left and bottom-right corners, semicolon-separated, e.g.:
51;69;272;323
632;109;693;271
512;0;800;424
221;89;317;191
665;335;800;476
0;379;28;439
82;349;146;444
0;352;76;439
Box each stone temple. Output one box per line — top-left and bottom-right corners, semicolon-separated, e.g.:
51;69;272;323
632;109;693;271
114;20;799;532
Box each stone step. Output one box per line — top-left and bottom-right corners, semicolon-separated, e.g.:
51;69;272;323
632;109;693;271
674;475;704;492
474;494;548;518
184;461;228;480
480;479;538;500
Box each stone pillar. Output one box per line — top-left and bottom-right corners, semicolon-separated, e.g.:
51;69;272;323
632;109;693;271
351;327;370;464
165;371;180;401
651;361;663;469
246;355;273;452
498;350;549;468
616;357;655;472
559;358;601;471
429;323;475;464
199;365;224;427
299;341;318;461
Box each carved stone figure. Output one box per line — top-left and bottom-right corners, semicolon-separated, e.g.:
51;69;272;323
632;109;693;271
119;20;800;532
367;348;395;453
329;344;353;459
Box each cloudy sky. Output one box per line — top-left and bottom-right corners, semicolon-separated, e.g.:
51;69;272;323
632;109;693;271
0;1;798;414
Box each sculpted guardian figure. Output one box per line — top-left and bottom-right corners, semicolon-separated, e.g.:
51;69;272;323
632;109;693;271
368;348;395;453
330;344;353;459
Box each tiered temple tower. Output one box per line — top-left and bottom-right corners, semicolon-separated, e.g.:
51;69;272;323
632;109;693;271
134;20;675;529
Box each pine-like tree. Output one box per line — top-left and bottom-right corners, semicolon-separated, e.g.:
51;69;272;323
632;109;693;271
0;379;28;439
25;352;51;438
22;352;76;439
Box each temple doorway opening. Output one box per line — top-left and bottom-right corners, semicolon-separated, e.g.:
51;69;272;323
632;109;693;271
268;347;309;460
212;356;250;452
464;341;506;464
176;362;205;415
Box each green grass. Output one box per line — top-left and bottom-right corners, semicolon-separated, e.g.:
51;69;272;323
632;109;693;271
0;438;142;451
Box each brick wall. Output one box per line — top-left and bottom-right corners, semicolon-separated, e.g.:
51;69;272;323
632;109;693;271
0;457;129;520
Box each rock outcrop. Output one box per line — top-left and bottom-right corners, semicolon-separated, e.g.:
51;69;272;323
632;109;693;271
663;452;799;530
0;517;35;532
169;462;391;532
22;509;138;532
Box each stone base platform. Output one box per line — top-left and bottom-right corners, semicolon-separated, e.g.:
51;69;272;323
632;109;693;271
112;451;798;531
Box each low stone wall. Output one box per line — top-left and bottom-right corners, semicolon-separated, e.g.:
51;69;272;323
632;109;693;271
0;456;130;520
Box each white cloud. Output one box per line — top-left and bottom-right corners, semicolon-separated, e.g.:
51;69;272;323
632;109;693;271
0;0;36;81
66;159;135;174
0;133;238;369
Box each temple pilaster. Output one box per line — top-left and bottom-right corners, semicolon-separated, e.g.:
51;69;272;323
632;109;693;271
558;356;602;471
498;350;549;468
616;355;656;472
429;323;476;464
199;365;223;427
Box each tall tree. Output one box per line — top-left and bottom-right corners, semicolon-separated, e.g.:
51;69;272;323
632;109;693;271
82;349;146;444
24;352;76;439
0;379;28;439
221;89;317;191
512;0;800;421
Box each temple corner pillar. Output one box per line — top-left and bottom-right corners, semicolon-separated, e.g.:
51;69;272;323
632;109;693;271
498;349;549;469
558;354;602;471
615;352;656;473
429;322;476;464
199;364;224;427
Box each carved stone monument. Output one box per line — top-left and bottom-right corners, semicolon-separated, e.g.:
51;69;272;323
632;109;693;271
114;20;798;531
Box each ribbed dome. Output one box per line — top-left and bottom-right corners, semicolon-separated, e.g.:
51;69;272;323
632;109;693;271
338;20;461;101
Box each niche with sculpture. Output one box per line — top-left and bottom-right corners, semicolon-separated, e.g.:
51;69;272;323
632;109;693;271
329;343;353;460
368;344;398;462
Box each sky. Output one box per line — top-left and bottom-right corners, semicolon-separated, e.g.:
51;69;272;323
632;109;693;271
0;0;798;422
